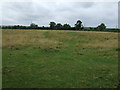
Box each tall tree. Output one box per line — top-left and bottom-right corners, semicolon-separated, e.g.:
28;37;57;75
56;23;62;30
30;23;38;29
63;24;71;30
49;22;56;29
75;20;82;30
97;23;106;31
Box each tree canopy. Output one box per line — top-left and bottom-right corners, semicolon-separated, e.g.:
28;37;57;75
49;22;56;29
97;23;106;31
75;20;82;30
30;23;38;29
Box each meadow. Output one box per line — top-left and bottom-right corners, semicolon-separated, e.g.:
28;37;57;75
2;29;118;88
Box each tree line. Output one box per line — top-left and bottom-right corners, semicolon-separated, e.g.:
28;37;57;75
1;20;119;32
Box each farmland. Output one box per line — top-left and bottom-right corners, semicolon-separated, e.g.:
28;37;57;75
2;29;118;88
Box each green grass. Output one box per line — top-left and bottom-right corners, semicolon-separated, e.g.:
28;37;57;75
2;29;118;88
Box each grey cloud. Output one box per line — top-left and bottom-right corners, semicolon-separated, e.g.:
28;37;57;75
1;2;118;28
72;2;94;8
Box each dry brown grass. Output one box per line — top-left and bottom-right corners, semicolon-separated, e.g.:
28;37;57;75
2;29;118;50
2;29;63;49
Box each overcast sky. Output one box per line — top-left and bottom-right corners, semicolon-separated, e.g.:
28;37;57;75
1;1;118;28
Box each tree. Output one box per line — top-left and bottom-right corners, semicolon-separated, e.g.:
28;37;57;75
56;23;62;30
49;22;56;29
75;20;82;30
97;23;106;31
30;23;38;29
63;24;71;30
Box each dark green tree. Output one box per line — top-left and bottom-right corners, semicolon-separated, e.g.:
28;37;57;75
63;24;71;30
30;23;38;29
97;23;106;31
56;23;62;30
49;22;56;29
75;20;82;30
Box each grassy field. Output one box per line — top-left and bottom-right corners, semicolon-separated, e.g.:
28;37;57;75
2;29;118;88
